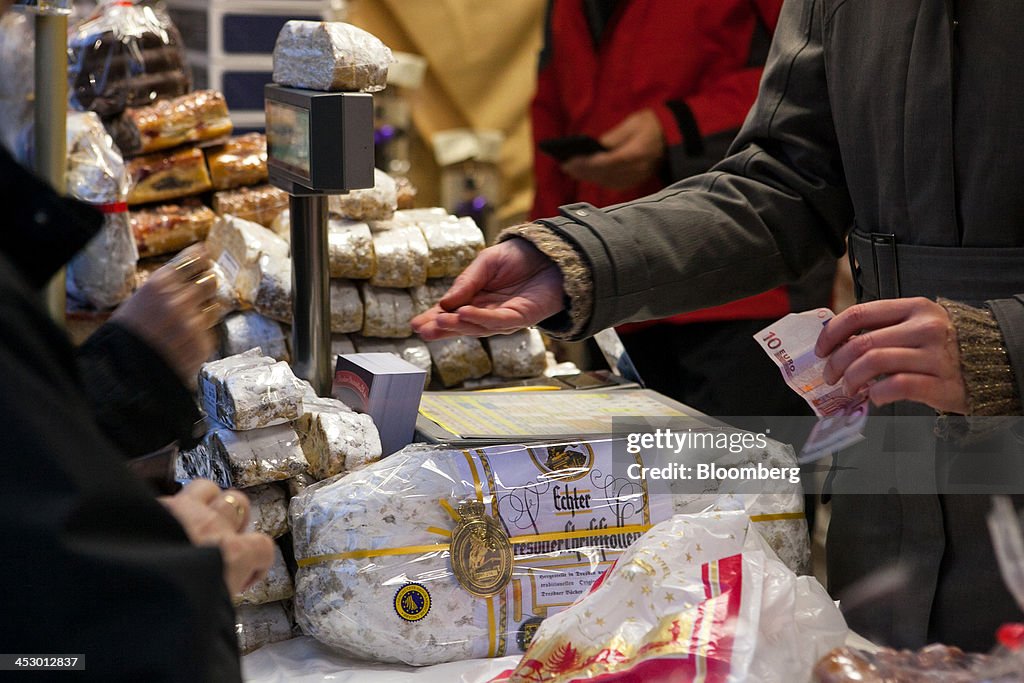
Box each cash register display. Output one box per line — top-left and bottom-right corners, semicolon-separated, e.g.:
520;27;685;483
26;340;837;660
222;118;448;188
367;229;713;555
266;100;311;178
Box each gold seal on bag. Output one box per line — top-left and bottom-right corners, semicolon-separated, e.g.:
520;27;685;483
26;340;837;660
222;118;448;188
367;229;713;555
450;501;513;597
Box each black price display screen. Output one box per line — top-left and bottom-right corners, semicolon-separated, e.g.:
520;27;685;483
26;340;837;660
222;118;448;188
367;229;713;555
266;100;311;178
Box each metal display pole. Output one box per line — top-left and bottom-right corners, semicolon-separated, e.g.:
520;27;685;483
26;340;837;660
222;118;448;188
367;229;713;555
289;193;332;395
32;7;69;322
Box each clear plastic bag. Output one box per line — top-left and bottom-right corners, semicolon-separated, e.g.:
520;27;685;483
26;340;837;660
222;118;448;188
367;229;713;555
329;168;397;221
290;439;676;666
220;310;289;362
359;284;414;338
199;349;305;431
273;21;393;93
64;111;138;309
502;511;848;683
213;184;290;229
129;200;216;258
368;224;429;288
205;422;307;488
236;601;295;655
234;544;295;607
293;397;382;480
68;0;190;118
206;133;269;191
245;483;290;539
486;329;546;380
108;89;232;157
426;336;492;387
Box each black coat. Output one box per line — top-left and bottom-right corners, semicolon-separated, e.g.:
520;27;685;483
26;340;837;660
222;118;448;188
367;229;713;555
0;147;240;681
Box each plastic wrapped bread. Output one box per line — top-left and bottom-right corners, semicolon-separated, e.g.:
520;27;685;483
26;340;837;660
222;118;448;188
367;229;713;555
329;279;363;334
272;21;392;93
68;1;190;118
328;168;396;221
245;484;289;539
213;184;289;228
418;216;485;278
235;601;293;655
220;310;289;362
486;328;547;379
126;146;212;205
130;201;216;258
427;336;492;387
328;219;375;279
198;350;304;431
206;423;307;488
290;440;676;665
174;441;233;490
359;284;413;338
234;544;294;607
210;259;243;314
206;215;290;304
108;90;231;157
394;176;417;210
206;133;268;190
409;278;454;316
368;225;428;288
294;397;382;480
64;111;137;310
253;252;293;324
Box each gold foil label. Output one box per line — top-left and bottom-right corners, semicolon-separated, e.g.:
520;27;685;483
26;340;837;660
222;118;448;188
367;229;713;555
451;501;513;598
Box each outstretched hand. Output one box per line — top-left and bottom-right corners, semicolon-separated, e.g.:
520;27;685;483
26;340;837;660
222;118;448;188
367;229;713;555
814;297;967;413
411;238;565;339
561;108;666;191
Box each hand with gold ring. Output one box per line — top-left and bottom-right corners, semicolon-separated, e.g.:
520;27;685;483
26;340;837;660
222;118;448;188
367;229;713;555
111;244;222;388
159;480;274;594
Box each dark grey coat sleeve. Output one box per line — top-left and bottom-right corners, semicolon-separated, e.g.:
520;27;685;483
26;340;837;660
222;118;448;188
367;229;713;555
535;0;854;340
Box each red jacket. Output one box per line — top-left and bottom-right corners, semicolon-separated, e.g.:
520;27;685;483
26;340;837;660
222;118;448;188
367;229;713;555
530;0;796;326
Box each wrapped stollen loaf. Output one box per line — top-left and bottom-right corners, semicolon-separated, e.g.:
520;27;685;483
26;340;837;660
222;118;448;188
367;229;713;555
235;601;294;655
205;423;307;488
206;214;290;304
272;21;392;93
368;224;429;288
409;278;455;316
64;111;137;310
487;328;547;379
198;349;305;431
359;284;414;338
290;440;676;665
220;310;289;363
175;441;233;490
427;336;492;387
273;212;375;278
294;396;382;480
329;279;364;334
213;184;289;228
329;219;375;279
209;259;243;314
417;216;485;278
245;483;289;539
328;168;396;221
234;544;294;607
253;252;293;324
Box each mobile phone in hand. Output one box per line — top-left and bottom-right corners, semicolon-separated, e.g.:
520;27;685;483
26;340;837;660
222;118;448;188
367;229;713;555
538;135;607;162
